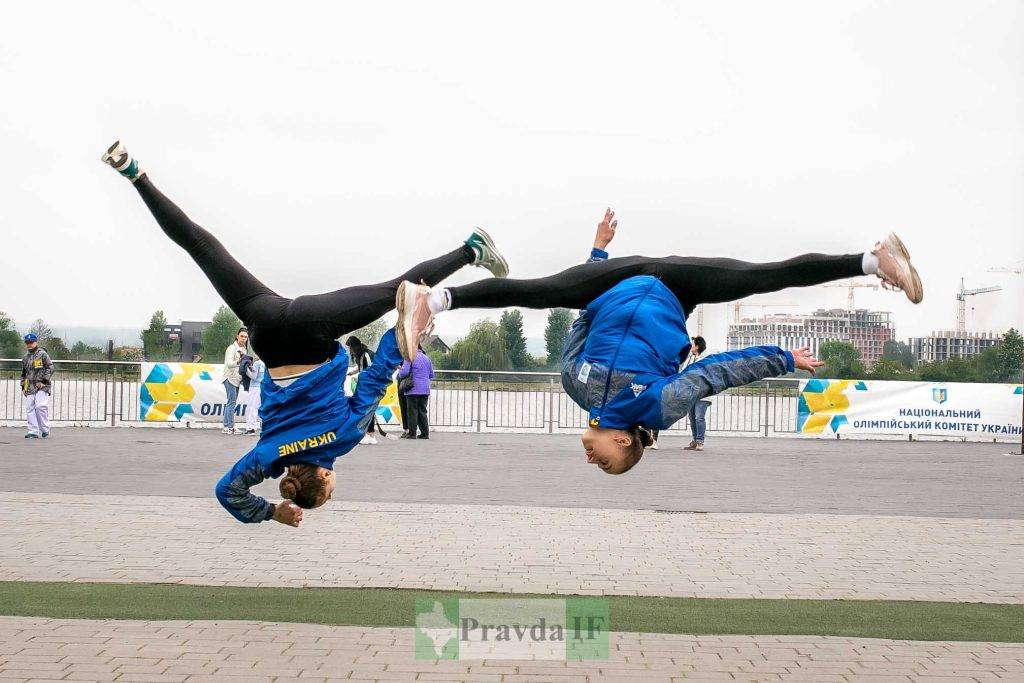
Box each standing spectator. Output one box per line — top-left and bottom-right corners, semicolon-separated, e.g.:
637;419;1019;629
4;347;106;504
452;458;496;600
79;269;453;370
345;336;379;445
21;333;53;439
222;327;248;434
398;345;433;440
650;336;707;449
243;355;265;435
682;336;713;451
396;373;411;437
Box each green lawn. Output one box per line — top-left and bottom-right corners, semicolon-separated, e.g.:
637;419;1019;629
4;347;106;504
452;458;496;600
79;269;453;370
1;582;1020;642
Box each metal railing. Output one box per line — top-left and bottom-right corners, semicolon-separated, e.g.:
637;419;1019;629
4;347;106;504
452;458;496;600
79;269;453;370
0;359;799;434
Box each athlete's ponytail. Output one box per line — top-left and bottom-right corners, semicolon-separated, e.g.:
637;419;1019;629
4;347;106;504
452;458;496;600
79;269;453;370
619;425;652;473
279;463;332;509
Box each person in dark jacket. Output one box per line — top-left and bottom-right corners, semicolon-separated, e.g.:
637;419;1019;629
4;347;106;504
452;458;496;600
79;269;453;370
21;333;53;439
397;346;434;439
396;214;923;476
345;336;380;445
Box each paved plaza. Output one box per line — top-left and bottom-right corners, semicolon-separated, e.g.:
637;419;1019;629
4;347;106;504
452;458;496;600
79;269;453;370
0;429;1021;681
2;618;1023;682
1;429;1021;518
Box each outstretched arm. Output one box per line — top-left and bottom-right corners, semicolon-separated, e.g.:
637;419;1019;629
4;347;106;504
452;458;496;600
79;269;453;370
348;329;404;421
655;346;804;427
588;208;618;262
214;450;303;526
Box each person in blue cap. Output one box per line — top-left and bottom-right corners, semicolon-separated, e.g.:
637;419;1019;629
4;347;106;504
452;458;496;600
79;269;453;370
21;333;53;439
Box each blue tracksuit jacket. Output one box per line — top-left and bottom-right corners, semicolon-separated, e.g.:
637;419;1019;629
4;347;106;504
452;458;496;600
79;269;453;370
560;275;794;430
214;329;402;523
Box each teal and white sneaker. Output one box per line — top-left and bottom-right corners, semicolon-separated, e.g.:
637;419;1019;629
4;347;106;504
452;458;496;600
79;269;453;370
465;227;509;278
101;140;145;182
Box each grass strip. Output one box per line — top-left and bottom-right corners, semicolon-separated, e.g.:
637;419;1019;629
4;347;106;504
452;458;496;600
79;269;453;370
0;582;1020;642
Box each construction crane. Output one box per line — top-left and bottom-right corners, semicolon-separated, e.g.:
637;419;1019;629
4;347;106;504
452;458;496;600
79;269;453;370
732;301;796;324
822;281;879;311
956;278;1001;335
988;265;1024;275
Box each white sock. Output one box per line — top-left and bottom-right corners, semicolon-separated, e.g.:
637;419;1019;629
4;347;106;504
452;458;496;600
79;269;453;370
427;288;451;314
861;251;878;275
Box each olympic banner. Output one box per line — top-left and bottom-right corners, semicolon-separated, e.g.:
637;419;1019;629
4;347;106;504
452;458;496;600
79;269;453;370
139;362;402;424
797;378;1023;439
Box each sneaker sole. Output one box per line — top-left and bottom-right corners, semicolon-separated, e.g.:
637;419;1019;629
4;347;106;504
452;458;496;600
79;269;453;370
472;227;509;278
101;140;125;165
395;281;414;361
886;232;923;303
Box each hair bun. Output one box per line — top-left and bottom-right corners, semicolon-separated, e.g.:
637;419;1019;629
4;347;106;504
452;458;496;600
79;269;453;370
636;426;655;448
279;475;302;500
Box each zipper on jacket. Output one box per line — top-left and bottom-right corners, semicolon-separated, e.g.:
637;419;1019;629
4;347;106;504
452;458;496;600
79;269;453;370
595;278;658;425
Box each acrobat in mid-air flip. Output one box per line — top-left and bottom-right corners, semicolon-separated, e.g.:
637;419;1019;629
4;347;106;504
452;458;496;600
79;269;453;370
396;209;923;475
101;141;509;527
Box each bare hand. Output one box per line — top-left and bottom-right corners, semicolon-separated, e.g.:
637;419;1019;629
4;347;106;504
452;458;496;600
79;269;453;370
273;500;303;527
35;382;45;391
594;207;618;250
790;347;824;374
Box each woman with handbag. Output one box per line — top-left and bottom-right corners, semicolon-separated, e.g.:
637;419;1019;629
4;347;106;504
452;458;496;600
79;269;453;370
397;345;433;439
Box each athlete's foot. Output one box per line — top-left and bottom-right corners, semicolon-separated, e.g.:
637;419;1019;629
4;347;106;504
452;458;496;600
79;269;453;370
465;228;509;278
396;281;435;361
100;140;145;182
873;233;923;303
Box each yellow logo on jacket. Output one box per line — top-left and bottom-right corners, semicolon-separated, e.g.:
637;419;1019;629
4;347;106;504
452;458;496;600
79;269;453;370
278;431;337;457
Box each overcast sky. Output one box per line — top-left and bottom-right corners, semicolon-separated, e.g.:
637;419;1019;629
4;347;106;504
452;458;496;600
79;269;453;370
2;1;1022;351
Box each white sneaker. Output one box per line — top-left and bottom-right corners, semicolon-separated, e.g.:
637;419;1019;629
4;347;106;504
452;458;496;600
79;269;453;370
101;140;145;182
396;280;435;361
873;233;923;304
221;427;234;434
368;435;378;445
233;426;248;435
360;434;373;445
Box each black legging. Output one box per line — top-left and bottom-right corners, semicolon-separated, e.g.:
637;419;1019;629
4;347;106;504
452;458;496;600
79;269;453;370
448;253;864;315
134;176;474;367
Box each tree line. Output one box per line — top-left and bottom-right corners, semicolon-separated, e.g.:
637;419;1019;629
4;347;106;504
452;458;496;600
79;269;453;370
7;305;1022;384
816;330;1024;383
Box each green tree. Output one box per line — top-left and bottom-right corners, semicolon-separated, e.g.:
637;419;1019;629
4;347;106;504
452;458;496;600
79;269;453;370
25;318;71;360
70;341;105;360
141;310;176;361
0;312;21;359
867;358;917;381
43;336;72;360
544;308;574;368
998;328;1023;381
113;346;144;362
499;310;531;370
426;348;450;371
447;319;510;371
818;341;865;379
202;306;244;360
29;319;53;341
342;317;387;352
881;340;915;368
918;356;977;383
972;345;1004;383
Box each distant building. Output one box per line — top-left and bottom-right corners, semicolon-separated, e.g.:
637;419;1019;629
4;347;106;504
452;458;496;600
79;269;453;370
727;308;894;368
163;320;211;362
909;330;1001;364
423;334;451;355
